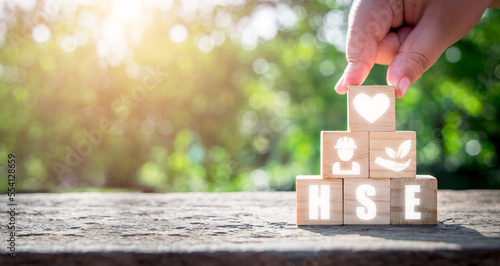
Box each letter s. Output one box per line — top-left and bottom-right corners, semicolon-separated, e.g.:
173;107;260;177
356;184;377;220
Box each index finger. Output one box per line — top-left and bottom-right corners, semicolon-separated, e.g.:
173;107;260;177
335;0;401;94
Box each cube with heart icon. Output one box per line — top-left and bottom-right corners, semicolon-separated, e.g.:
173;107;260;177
348;86;395;132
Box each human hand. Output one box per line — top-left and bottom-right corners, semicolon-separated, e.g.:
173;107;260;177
335;0;494;98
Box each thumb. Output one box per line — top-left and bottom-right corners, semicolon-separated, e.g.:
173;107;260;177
386;22;445;98
386;2;475;98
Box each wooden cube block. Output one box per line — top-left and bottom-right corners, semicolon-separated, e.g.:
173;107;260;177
296;176;343;225
344;179;390;224
370;131;417;178
321;131;369;179
391;175;438;225
348;86;395;132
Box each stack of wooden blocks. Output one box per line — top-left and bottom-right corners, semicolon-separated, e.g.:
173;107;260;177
296;86;437;225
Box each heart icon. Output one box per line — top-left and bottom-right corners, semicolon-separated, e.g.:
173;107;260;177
353;93;390;123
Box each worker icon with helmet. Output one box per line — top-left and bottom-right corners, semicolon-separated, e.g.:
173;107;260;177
332;137;360;175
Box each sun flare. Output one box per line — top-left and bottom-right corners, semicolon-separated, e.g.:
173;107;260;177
108;0;143;23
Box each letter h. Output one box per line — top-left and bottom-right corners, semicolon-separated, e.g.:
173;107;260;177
309;185;330;220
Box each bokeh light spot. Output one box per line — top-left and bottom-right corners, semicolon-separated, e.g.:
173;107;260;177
465;139;481;156
32;24;51;43
445;46;462;63
198;35;214;53
319;60;336;76
250;169;270;191
253;58;269;74
60;35;77;53
170;24;188;43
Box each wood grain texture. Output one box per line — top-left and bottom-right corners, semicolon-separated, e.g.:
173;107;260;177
296;176;343;225
370;131;417;178
321;131;369;179
3;191;500;265
391;175;438;224
344;179;391;224
348;86;395;132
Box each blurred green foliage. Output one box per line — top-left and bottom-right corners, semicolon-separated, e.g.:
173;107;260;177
0;0;499;192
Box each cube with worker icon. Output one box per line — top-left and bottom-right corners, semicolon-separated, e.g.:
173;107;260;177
348;86;396;132
321;131;369;179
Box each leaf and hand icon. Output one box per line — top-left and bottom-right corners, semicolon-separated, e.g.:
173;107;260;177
375;140;412;172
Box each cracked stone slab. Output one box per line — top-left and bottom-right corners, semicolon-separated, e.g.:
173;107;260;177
1;190;499;265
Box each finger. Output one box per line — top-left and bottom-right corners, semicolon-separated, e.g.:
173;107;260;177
387;1;489;98
386;24;440;98
335;56;374;95
335;0;397;94
387;4;450;98
396;26;412;43
375;26;414;66
374;31;399;65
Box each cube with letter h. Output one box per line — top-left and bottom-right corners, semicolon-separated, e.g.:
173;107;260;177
296;176;343;225
297;85;437;225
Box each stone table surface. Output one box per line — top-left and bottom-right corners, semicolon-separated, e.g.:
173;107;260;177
1;190;500;265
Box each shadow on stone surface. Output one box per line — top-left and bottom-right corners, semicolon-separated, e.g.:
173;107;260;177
298;221;500;246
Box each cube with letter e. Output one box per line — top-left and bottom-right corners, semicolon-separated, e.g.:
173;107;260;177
391;175;438;224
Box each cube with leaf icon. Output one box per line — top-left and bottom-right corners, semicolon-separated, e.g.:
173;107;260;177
369;132;417;178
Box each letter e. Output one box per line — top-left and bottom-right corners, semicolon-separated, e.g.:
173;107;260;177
405;185;421;220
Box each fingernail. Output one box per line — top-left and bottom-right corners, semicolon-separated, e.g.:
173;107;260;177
335;72;346;94
335;67;349;94
397;77;410;98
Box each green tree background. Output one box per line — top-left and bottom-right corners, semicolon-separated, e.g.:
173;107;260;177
1;0;499;192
